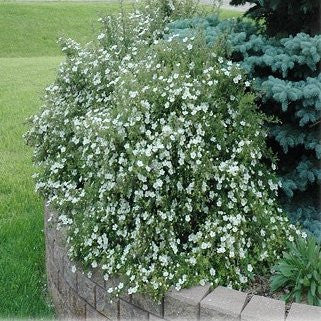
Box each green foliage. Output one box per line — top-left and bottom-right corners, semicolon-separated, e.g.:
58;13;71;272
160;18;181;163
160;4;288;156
25;8;301;299
270;236;321;306
166;17;321;240
229;0;321;36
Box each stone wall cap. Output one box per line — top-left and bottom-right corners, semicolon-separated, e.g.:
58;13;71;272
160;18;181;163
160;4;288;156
286;302;321;321
241;295;285;321
166;283;211;306
200;285;248;318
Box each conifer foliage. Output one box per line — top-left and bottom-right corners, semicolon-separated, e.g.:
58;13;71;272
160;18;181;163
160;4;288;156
229;0;320;36
167;17;321;239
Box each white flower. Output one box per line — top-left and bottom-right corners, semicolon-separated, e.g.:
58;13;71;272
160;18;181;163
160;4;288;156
189;257;196;265
247;264;253;273
91;261;98;268
239;275;248;283
217;247;226;253
129;91;138;98
187;44;193;50
71;265;76;273
97;33;105;40
233;75;242;84
153;179;163;189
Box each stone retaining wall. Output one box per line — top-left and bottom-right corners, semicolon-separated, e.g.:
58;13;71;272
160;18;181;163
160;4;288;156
45;204;321;321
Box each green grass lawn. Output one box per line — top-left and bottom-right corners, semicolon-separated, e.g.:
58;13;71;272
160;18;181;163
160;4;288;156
0;2;125;57
0;56;61;317
0;1;240;317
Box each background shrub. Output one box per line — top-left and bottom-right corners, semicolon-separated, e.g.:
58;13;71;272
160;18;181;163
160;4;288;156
167;17;321;240
25;8;300;299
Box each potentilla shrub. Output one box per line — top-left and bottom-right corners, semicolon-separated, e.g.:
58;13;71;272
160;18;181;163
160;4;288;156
25;10;302;299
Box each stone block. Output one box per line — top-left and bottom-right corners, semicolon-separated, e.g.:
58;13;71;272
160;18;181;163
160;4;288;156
149;314;164;321
59;274;69;298
119;299;149;320
86;303;109;320
241;295;285;321
64;256;78;291
286;302;321;321
55;225;68;248
74;297;87;318
53;243;65;274
95;285;119;319
200;286;248;321
91;267;106;288
49;280;66;318
78;271;96;307
120;293;132;303
45;239;54;263
47;258;59;288
164;284;211;321
57;275;86;318
132;293;163;317
45;215;55;244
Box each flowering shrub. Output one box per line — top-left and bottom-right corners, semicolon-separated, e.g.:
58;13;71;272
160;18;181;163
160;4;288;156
25;7;302;300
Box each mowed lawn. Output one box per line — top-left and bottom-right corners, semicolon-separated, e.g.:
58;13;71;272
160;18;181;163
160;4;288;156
0;1;126;57
0;56;61;317
0;1;240;318
0;2;122;317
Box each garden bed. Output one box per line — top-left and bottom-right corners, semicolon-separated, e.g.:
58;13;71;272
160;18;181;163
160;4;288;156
45;204;321;321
